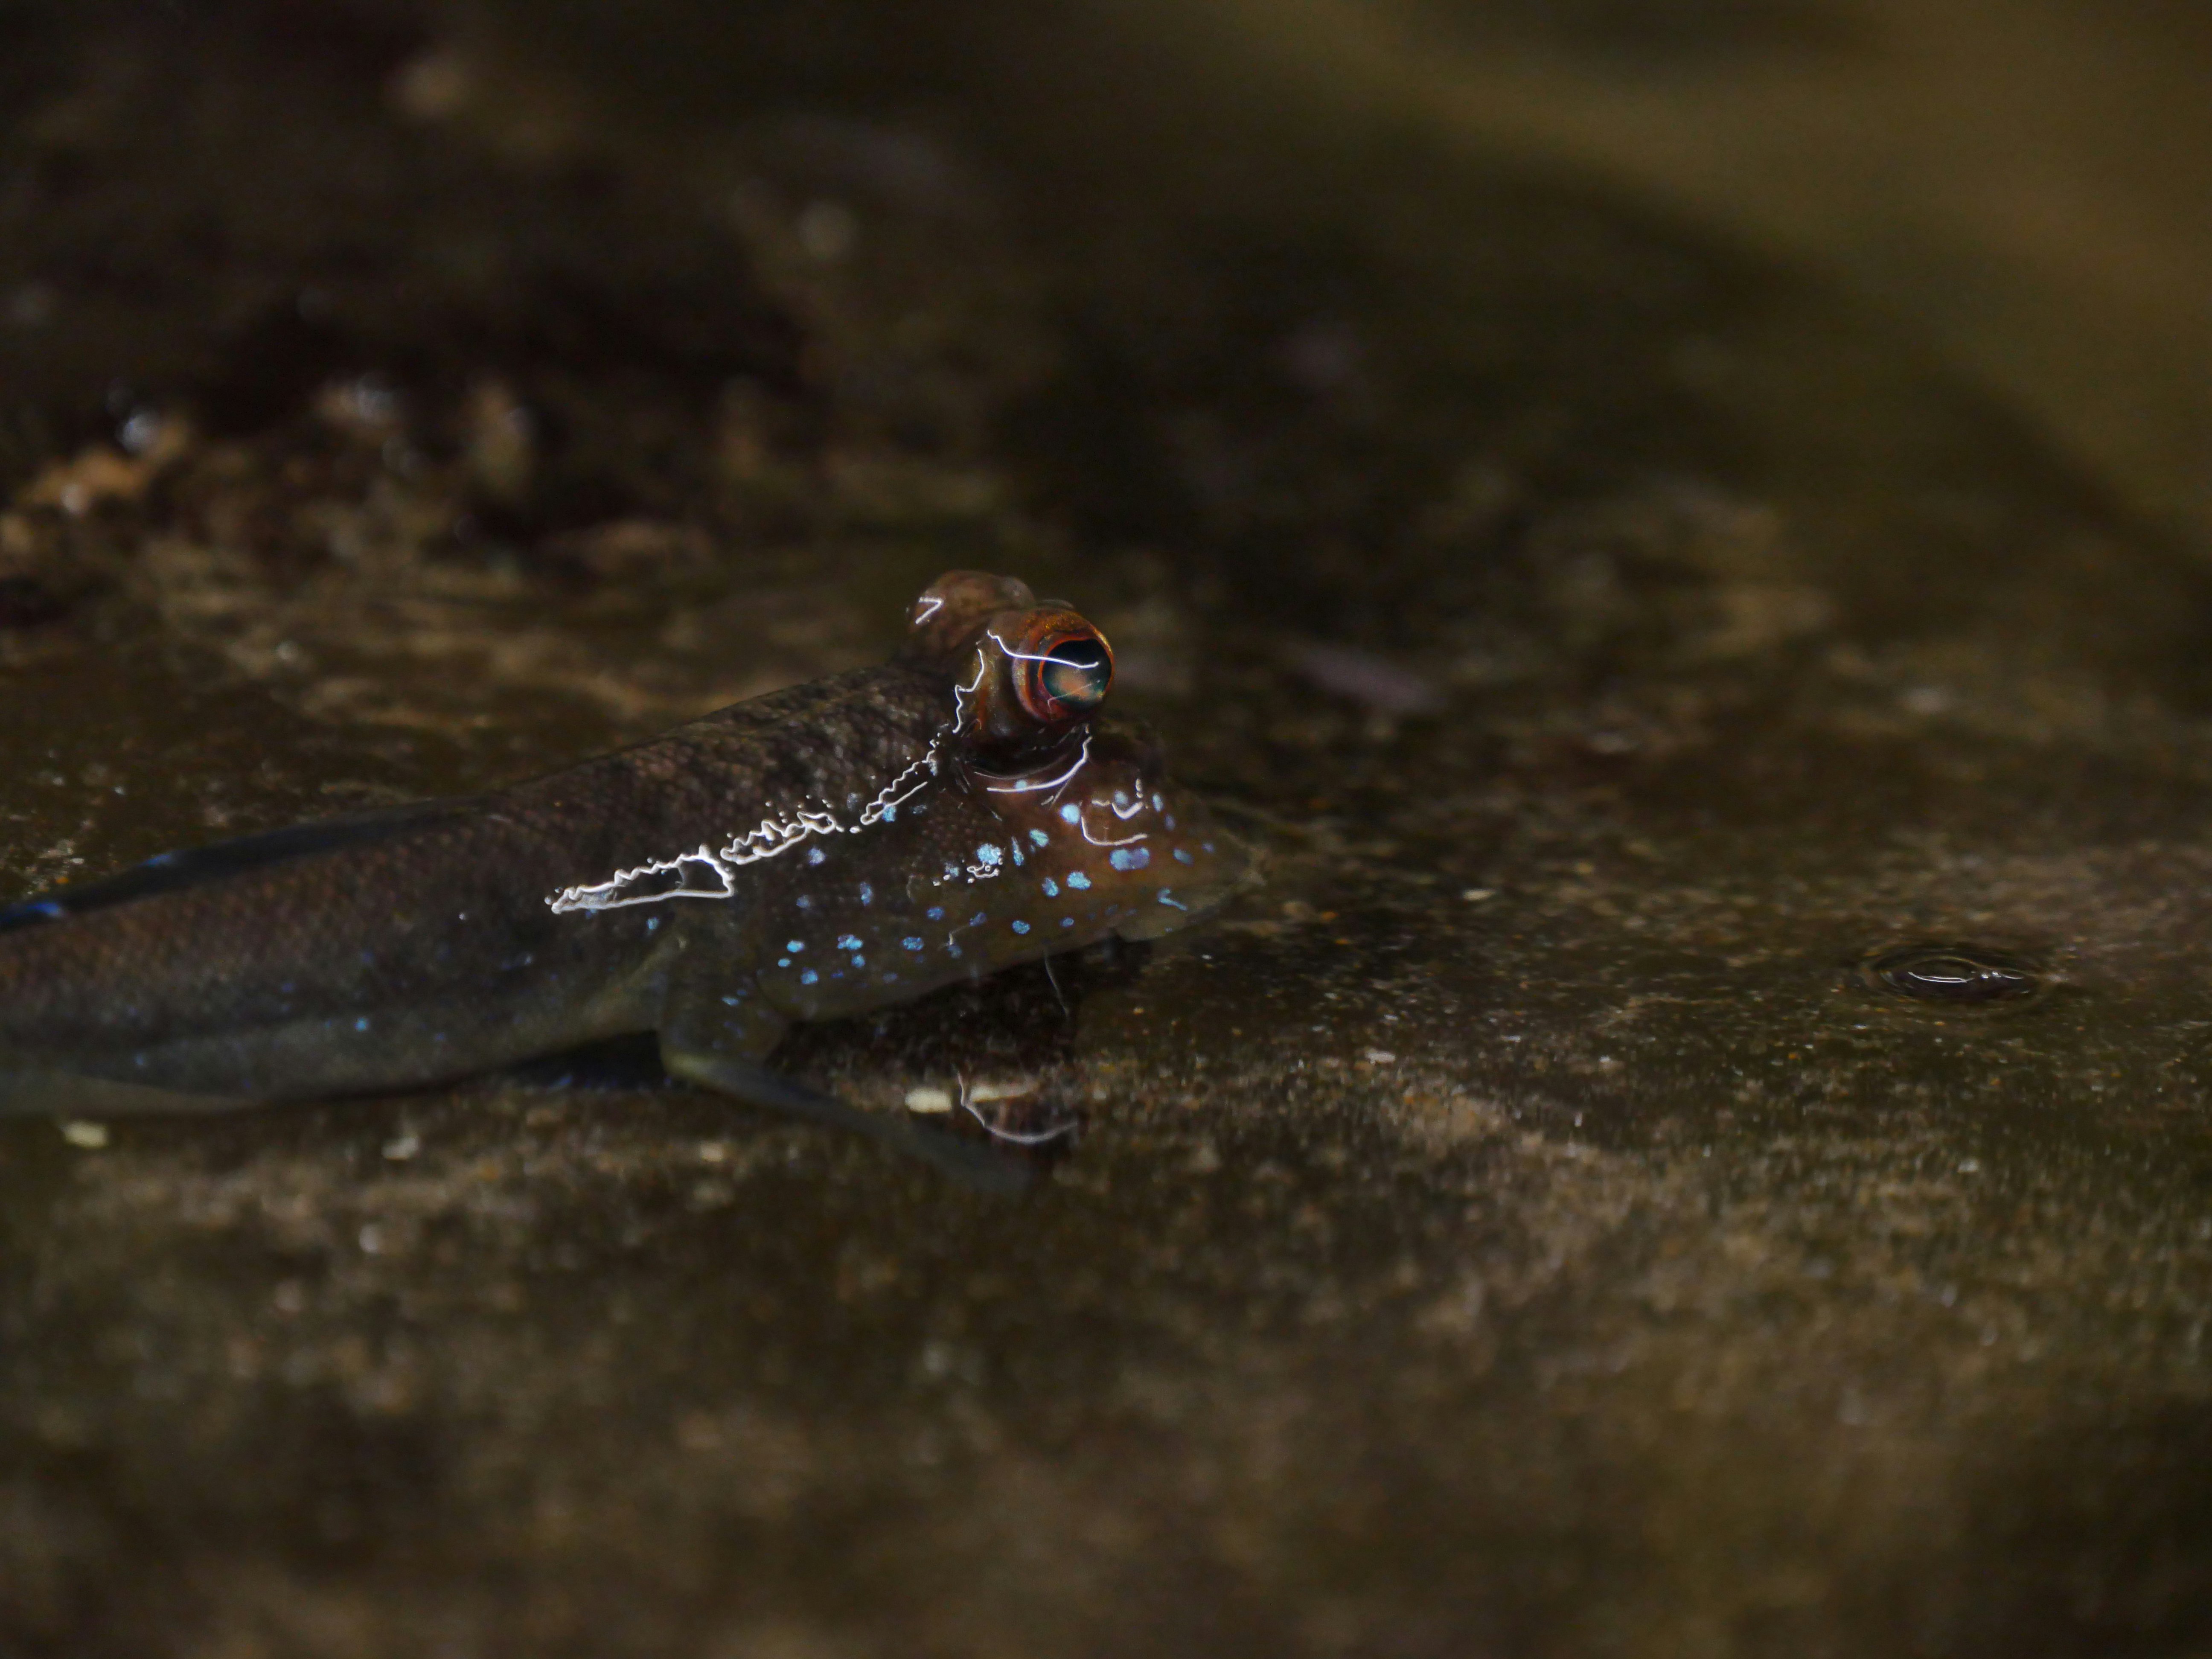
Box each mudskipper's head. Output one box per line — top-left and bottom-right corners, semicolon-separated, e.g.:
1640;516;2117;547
899;570;1248;960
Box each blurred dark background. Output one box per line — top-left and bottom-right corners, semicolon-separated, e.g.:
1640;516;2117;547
12;0;2212;540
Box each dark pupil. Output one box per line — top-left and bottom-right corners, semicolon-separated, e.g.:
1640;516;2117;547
1039;638;1110;710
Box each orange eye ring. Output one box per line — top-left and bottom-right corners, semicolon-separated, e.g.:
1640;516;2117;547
1007;616;1114;725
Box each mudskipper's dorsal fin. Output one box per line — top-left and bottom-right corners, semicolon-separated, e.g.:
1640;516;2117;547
0;796;482;935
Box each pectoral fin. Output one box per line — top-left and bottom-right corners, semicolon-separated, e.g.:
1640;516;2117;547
656;975;1028;1194
661;1047;1029;1194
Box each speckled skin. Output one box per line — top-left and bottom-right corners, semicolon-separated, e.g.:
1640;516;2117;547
0;573;1243;1119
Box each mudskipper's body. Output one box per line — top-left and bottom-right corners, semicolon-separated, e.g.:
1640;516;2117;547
0;572;1242;1173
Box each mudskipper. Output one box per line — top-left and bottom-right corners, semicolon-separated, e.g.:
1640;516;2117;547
0;571;1245;1183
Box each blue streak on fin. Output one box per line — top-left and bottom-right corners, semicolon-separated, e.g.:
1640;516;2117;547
0;796;483;935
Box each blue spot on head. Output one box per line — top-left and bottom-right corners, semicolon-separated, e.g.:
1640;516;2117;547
883;970;898;982
1067;871;1092;890
808;846;827;865
837;934;862;951
971;912;987;926
859;882;873;905
1029;828;1050;847
947;943;962;958
777;958;791;968
1173;847;1195;864
800;969;819;985
1110;847;1151;871
354;1016;370;1032
646;916;661;931
787;940;805;953
1158;890;1188;911
724;995;740;1006
1042;877;1059;897
796;895;813;910
943;860;960;880
1059;804;1081;824
30;900;63;919
880;804;897;823
976;843;1003;867
1011;842;1025;866
902;936;923;951
1203;842;1216;853
927;906;944;920
1011;919;1030;934
1061;916;1074;928
1165;814;1177;830
850;954;866;968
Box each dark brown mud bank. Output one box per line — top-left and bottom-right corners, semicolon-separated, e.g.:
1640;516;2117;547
6;3;2212;1655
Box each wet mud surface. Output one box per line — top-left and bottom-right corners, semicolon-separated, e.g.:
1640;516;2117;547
6;3;2212;1654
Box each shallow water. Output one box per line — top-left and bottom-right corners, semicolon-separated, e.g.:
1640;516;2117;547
5;2;2212;1654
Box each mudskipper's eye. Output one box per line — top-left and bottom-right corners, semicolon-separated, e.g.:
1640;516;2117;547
1014;623;1114;724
